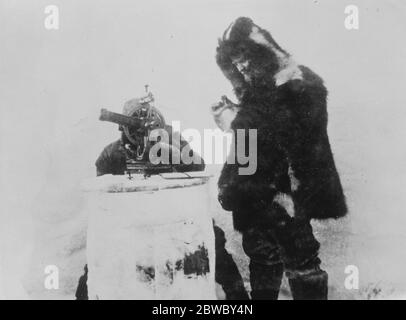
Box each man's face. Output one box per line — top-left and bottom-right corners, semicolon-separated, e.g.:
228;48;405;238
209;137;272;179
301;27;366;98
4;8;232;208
231;56;252;82
232;53;266;84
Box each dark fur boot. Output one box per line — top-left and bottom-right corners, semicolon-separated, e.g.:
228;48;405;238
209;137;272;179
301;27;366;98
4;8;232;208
249;262;284;300
250;289;280;300
288;268;328;300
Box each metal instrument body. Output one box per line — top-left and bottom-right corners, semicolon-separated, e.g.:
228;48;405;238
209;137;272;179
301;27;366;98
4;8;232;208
99;90;173;176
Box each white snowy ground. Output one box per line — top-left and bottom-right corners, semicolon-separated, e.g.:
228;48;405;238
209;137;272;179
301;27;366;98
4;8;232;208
9;161;406;300
1;0;406;299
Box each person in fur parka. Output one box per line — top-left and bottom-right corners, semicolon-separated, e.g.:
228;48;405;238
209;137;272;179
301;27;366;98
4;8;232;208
212;17;347;300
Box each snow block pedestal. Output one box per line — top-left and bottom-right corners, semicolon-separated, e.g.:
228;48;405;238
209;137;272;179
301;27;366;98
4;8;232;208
81;173;216;300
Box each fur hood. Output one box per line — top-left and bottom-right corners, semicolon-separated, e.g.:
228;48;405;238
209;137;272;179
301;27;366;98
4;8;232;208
216;17;303;99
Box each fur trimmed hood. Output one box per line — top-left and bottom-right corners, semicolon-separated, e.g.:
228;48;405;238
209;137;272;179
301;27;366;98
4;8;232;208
216;17;303;98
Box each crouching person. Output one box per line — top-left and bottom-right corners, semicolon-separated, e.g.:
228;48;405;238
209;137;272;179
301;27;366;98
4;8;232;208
76;97;248;300
212;17;348;300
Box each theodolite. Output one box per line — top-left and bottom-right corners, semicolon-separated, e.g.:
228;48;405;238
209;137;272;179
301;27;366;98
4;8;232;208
99;86;174;176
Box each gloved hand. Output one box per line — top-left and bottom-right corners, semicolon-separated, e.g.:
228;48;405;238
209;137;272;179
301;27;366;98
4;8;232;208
210;96;240;132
